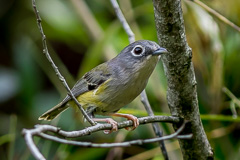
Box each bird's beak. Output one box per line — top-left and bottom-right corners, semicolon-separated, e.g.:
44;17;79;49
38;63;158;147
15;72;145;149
152;47;168;56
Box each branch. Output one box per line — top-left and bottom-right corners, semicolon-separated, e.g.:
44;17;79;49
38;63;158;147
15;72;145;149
153;0;214;159
140;90;169;157
110;0;135;43
189;0;240;33
26;116;180;138
38;122;191;147
109;0;169;159
22;116;184;160
31;0;95;126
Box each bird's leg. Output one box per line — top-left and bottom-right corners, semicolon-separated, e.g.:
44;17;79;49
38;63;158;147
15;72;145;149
111;113;139;131
92;118;118;134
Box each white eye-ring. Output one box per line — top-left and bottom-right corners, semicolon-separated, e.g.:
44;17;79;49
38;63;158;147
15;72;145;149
131;45;145;57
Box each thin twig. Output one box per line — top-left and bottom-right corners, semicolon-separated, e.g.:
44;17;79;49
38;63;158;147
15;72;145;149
34;116;180;138
222;87;240;118
140;90;169;158
189;0;240;33
222;87;240;107
109;0;169;159
39;132;191;147
110;0;135;43
22;116;183;160
31;0;95;126
38;122;192;148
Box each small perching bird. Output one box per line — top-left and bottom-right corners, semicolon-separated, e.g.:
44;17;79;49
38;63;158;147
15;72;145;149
39;40;167;133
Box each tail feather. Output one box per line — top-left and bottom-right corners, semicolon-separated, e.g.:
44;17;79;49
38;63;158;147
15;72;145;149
38;102;68;121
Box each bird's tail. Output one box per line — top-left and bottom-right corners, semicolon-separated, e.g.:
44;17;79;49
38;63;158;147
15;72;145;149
38;101;69;121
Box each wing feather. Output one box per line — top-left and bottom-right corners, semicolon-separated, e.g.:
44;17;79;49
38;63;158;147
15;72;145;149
62;63;111;104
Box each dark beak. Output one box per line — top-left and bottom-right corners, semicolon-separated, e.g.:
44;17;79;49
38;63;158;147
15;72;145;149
152;47;168;56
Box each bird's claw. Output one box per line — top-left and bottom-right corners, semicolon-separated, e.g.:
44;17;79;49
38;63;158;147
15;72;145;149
124;115;139;131
103;118;118;134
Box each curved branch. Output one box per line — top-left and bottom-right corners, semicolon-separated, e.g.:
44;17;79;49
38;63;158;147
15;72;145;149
22;116;183;160
23;116;180;138
38;122;191;148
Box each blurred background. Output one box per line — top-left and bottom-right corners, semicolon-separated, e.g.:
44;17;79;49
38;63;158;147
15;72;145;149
0;0;240;159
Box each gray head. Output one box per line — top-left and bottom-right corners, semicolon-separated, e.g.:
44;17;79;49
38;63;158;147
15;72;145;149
117;40;166;60
112;40;167;68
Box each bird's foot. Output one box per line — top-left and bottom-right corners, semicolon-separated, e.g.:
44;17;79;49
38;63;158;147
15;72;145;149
93;118;118;134
111;113;139;131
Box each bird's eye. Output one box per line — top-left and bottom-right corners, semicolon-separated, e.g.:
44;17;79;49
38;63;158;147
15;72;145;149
134;47;143;55
132;45;144;56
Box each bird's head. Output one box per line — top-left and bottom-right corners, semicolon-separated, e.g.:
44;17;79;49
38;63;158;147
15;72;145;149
115;40;168;70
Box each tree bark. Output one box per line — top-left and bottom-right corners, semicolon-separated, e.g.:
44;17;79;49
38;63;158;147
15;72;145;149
152;0;214;159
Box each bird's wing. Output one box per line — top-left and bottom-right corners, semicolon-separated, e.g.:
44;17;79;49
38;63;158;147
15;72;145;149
38;63;112;120
62;63;112;103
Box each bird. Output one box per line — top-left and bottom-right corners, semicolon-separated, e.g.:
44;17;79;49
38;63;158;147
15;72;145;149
38;40;167;133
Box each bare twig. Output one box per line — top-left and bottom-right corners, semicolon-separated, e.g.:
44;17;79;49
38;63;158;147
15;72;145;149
140;90;169;158
109;0;169;159
110;0;135;43
222;87;240;118
31;0;95;126
23;129;47;160
222;87;240;107
22;116;183;160
34;116;180;138
38;122;191;148
189;0;240;33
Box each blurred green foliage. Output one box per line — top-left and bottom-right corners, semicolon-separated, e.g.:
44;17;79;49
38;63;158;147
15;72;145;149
0;0;240;159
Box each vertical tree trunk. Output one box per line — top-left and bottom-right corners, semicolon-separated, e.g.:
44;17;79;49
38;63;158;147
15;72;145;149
152;0;214;159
